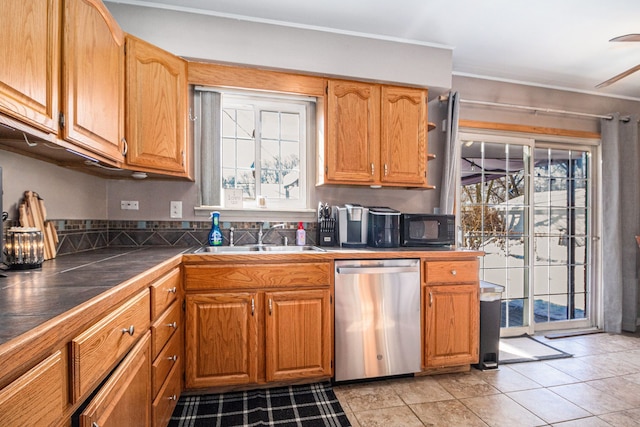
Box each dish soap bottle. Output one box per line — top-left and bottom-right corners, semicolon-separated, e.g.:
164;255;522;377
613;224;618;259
208;211;223;246
296;222;306;246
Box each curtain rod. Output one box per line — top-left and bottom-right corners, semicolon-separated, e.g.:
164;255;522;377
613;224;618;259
439;95;629;121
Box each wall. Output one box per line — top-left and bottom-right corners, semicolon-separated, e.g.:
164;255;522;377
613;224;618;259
0;150;107;221
104;3;453;94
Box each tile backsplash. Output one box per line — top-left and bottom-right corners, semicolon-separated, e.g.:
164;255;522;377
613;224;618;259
4;219;317;256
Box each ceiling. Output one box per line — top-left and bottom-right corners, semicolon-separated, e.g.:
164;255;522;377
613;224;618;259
110;0;640;100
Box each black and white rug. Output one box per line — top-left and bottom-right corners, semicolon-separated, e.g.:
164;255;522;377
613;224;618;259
168;382;351;427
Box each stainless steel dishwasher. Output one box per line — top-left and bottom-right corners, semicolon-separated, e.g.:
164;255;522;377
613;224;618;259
334;259;421;382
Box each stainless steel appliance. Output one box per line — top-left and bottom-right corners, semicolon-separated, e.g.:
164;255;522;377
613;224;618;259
334;259;421;382
400;213;455;247
367;207;400;248
336;204;368;248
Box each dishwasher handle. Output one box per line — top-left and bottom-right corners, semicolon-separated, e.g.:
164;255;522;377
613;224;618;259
336;266;419;275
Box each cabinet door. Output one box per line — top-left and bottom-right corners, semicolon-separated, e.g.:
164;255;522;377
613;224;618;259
62;0;125;162
380;86;427;186
265;289;332;382
125;35;189;176
0;351;66;426
325;80;380;184
185;293;259;388
79;332;152;427
424;284;479;367
0;0;60;133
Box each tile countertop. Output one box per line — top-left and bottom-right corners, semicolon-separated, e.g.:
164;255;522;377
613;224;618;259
0;246;190;346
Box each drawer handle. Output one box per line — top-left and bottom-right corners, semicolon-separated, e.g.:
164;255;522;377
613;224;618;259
168;354;177;362
168;287;177;294
269;298;273;315
93;423;100;427
251;298;255;316
168;394;178;401
166;321;177;329
121;325;135;336
451;270;457;276
429;292;433;307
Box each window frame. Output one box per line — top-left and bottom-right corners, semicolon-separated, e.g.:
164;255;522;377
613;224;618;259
193;86;316;219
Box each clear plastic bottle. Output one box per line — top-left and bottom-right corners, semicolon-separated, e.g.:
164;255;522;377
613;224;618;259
296;222;306;246
208;211;223;246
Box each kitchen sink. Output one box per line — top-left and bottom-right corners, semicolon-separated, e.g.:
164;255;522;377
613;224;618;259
195;245;325;254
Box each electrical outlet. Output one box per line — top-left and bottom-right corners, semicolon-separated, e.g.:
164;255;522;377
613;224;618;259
120;201;139;210
170;201;182;218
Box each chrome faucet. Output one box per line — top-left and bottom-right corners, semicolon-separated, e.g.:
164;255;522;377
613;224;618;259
258;222;286;245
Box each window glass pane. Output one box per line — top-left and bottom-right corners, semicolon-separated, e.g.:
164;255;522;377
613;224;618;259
261;111;279;140
281;113;300;141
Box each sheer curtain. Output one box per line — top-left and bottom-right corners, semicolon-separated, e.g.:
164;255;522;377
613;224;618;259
601;113;640;332
439;91;460;215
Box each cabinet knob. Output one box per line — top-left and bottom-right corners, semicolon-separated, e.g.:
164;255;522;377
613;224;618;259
269;298;273;315
168;354;178;362
451;270;457;276
370;163;375;175
251;298;255;316
168;394;178;401
168;287;177;294
166;321;177;329
384;164;388;176
121;325;135;336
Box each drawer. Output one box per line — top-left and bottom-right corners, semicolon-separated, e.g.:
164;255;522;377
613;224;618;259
152;359;181;427
0;351;65;426
152;326;182;397
151;267;180;320
184;262;331;291
79;332;152;427
71;289;150;402
151;299;181;359
425;260;479;284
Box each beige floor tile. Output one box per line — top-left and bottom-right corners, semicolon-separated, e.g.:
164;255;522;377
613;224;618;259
551;416;612;427
435;372;500;399
585;376;640;407
411;399;488;427
461;394;546;427
506;388;591;424
507;361;580;387
388;375;455;405
598;408;640;427
545;356;618;381
352;406;424;427
472;365;543;393
333;381;405;412
549;382;636;415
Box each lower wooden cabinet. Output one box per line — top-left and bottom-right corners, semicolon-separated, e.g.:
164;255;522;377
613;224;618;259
265;289;332;382
79;332;152;427
152;359;181;427
423;259;480;368
185;292;259;388
0;350;66;426
184;261;333;390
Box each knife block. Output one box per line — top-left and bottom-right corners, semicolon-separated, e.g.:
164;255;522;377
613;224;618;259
318;218;336;246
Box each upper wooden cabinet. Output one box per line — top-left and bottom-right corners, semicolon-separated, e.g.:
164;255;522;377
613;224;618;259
62;0;125;162
380;86;428;186
0;0;60;133
323;79;432;188
325;80;380;184
125;35;190;177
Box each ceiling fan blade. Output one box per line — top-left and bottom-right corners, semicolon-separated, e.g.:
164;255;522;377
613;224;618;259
596;64;640;89
610;34;640;42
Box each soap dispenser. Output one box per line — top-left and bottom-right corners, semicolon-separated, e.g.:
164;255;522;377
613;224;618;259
208;211;223;246
296;222;306;246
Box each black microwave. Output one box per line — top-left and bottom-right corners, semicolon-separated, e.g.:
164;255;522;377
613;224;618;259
400;213;455;247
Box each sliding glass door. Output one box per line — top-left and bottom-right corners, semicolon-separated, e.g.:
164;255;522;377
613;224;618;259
458;133;596;335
